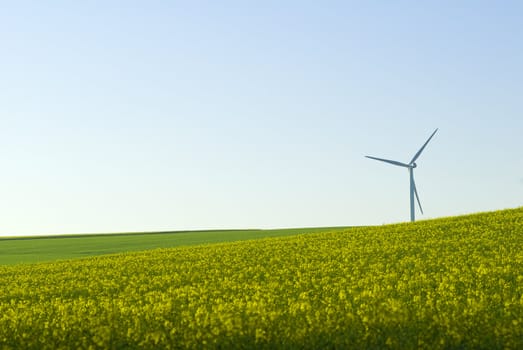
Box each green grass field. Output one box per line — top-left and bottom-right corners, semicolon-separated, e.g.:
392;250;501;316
0;226;350;265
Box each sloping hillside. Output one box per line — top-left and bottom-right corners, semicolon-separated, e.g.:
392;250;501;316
0;207;522;349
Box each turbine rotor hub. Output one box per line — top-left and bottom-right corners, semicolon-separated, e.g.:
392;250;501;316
411;162;417;168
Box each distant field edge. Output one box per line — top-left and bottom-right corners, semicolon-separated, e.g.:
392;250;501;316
0;228;266;241
0;226;355;266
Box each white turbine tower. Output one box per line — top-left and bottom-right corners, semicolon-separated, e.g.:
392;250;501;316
366;128;438;222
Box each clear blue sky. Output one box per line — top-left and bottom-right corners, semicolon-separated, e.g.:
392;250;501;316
1;1;522;235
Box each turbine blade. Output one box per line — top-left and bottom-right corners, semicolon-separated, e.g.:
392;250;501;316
412;177;423;214
365;156;410;168
409;128;438;165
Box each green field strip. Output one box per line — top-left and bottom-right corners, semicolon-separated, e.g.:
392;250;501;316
0;226;350;265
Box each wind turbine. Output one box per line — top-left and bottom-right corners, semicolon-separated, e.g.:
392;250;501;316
366;128;438;222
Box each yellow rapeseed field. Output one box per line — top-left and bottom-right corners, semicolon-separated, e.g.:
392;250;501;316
0;208;522;349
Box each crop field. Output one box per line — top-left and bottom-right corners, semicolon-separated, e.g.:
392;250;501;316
0;207;522;349
0;226;348;265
